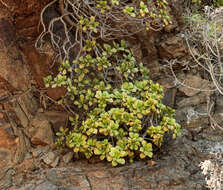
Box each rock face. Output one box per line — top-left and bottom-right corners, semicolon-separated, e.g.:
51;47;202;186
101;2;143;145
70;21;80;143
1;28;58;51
0;0;223;190
20;44;67;100
1;133;217;190
0;0;51;40
0;1;66;100
0;18;30;92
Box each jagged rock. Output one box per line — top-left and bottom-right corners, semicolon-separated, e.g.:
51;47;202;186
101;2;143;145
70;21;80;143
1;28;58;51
16;158;36;172
12;91;39;129
178;74;213;97
158;36;187;59
17;184;35;190
31;145;50;158
13;129;31;164
5;0;52;40
201;127;223;142
0;109;31;164
29;114;54;146
17;92;39;121
176;105;210;133
31;148;42;158
213;113;223;126
176;106;201;123
177;93;207;107
31;148;44;158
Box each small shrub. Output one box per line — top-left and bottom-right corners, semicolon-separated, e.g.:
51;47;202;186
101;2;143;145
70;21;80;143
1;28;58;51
44;41;181;166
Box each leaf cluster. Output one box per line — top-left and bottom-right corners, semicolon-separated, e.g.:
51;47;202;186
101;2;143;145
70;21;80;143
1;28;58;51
122;0;171;27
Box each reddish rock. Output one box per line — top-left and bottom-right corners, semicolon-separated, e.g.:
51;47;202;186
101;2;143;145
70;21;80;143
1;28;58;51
0;124;18;163
20;44;66;100
0;18;15;46
16;158;36;172
4;0;52;39
0;18;30;91
0;127;18;150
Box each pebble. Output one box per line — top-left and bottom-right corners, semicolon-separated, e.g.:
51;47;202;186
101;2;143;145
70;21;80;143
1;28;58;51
43;152;57;165
50;156;60;167
62;152;74;164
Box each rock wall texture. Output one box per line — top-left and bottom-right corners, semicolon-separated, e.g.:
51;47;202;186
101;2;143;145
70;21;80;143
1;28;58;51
0;0;222;190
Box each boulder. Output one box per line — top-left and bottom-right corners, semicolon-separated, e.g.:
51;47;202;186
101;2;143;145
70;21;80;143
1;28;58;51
177;93;207;107
178;74;213;97
29;113;54;146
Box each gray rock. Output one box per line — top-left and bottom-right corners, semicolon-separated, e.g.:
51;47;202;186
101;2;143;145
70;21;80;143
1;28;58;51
25;153;32;159
162;88;177;107
31;148;42;157
17;184;35;190
34;181;58;190
216;96;223;108
32;146;50;157
177;93;207;107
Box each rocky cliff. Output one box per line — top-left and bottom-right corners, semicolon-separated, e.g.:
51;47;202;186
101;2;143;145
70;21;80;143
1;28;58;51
0;0;222;189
